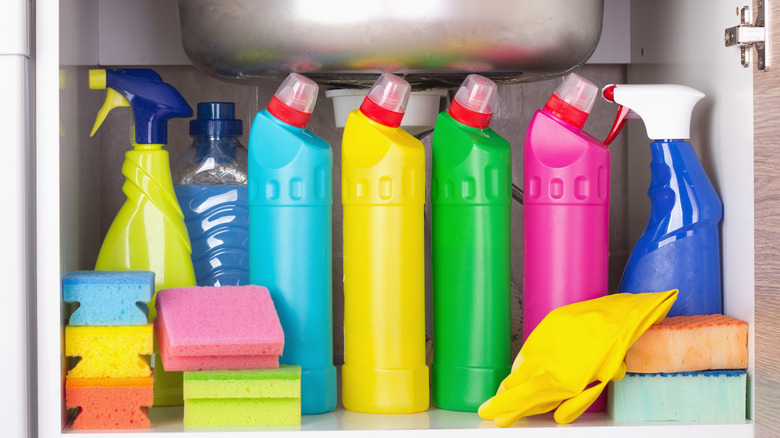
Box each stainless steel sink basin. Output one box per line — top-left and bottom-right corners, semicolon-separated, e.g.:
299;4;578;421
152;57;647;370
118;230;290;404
176;0;604;88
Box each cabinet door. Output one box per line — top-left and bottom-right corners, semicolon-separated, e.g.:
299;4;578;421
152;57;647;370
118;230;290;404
754;0;780;436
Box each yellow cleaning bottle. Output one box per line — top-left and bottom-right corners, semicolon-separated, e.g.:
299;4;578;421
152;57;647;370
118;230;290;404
89;68;196;406
341;73;428;414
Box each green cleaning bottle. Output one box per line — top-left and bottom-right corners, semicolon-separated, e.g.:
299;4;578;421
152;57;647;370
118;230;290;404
89;68;195;406
431;74;512;411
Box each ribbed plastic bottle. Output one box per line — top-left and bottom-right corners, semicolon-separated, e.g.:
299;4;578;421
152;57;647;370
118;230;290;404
522;73;610;339
603;84;722;316
172;102;249;287
89;68;196;406
248;73;336;415
341;73;429;414
431;74;511;412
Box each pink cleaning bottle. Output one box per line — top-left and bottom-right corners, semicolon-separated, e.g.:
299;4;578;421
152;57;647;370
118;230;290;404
522;73;610;339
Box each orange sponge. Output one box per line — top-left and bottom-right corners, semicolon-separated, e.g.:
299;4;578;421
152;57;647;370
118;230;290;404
625;314;748;373
65;376;153;430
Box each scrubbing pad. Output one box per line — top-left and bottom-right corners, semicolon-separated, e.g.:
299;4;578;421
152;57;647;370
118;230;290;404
66;376;153;430
154;286;284;371
183;365;301;399
63;271;154;326
625;314;748;373
156;312;279;371
185;398;301;427
65;325;153;378
609;370;746;422
183;365;301;427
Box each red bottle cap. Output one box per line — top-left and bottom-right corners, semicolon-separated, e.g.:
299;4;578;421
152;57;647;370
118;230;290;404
543;73;597;129
359;73;411;128
267;73;319;129
448;74;497;129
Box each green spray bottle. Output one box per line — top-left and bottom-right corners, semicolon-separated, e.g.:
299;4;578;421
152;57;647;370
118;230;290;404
431;74;512;411
89;68;195;406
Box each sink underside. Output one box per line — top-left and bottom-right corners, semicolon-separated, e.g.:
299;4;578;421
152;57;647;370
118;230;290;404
177;0;605;88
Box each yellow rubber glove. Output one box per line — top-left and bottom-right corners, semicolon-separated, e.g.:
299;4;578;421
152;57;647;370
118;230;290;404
478;290;677;426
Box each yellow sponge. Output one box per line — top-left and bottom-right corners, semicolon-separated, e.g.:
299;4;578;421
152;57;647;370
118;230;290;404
66;325;153;378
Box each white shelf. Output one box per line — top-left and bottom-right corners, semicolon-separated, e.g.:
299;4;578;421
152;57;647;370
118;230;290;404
61;407;753;437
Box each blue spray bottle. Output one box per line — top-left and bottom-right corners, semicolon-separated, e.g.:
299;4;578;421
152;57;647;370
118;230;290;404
603;84;723;316
172;102;249;287
248;73;336;414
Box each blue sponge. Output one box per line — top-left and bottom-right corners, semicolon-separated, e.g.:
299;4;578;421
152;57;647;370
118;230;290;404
63;271;154;326
609;370;746;422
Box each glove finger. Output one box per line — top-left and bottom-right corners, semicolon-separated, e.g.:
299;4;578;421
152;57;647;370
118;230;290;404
493;399;563;427
479;378;575;421
553;381;607;424
612;361;627;382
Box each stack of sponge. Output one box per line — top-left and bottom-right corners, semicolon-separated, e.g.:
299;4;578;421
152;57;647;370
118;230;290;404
155;285;301;427
609;314;749;422
63;271;155;430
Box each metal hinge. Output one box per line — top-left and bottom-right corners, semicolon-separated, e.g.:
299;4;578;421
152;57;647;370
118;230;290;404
725;2;769;70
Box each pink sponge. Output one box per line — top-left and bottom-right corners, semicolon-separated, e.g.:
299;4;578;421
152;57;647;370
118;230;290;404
154;286;284;371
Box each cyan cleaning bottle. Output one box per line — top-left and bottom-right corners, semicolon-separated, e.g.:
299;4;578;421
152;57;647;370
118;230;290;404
603;84;722;316
431;74;511;412
89;68;195;406
248;73;336;415
172;102;249;287
342;73;428;414
522;73;610;341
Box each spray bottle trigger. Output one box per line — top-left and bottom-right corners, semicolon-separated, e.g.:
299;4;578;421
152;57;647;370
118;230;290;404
90;88;130;137
604;105;631;146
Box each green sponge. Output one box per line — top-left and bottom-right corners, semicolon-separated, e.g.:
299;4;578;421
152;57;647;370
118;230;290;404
184;398;300;427
184;366;301;399
183;365;301;427
609;370;746;422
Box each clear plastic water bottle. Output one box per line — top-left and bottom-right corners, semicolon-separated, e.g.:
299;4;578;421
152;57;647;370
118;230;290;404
172;102;249;287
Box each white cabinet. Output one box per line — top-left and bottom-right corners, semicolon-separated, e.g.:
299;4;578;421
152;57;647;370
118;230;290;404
34;0;764;436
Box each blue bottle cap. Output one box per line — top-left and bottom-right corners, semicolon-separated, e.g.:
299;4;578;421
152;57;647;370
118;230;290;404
190;102;243;137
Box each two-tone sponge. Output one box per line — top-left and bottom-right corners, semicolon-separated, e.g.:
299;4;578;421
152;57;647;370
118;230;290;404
154;286;284;371
63;271;155;430
156;286;301;427
183;365;302;427
609;314;749;422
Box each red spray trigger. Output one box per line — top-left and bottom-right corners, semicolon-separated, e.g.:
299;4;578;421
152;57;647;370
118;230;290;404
603;84;628;146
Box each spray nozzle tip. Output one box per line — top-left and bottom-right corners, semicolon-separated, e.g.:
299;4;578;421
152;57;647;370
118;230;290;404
89;69;107;90
602;84;617;103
